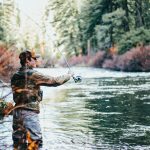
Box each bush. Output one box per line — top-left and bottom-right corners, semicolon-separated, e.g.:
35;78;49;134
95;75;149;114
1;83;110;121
0;44;19;82
91;51;106;67
63;51;106;67
102;55;118;70
60;46;150;72
61;55;92;67
103;46;150;72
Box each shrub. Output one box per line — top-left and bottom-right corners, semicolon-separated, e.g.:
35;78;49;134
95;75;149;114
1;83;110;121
0;44;19;82
61;55;92;67
102;55;118;70
91;51;106;67
63;51;106;67
103;46;150;72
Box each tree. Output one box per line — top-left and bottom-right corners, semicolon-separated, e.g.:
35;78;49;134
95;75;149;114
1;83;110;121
44;0;83;56
43;0;150;56
135;0;144;28
0;0;21;45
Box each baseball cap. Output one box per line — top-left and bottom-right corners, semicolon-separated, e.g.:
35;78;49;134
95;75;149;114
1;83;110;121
19;50;40;60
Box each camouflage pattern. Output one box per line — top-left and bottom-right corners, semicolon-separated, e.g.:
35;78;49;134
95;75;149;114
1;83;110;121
11;66;70;112
13;109;42;149
11;66;71;148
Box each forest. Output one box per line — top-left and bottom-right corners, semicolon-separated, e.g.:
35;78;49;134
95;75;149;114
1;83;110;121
0;0;150;81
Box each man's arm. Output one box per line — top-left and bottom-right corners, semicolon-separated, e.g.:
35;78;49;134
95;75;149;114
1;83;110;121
30;72;72;86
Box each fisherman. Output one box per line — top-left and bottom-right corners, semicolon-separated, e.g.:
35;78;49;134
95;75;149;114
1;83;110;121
11;50;74;149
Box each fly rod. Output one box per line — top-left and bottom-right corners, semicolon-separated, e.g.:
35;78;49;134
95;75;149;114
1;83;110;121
17;8;82;83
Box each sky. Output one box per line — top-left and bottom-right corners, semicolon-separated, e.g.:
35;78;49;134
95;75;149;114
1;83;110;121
16;0;48;23
13;0;49;49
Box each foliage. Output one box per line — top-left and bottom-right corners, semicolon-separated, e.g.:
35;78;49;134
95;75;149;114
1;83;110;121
95;8;126;50
0;27;5;41
44;0;83;55
118;28;150;54
66;45;150;72
103;46;150;72
63;50;107;68
0;44;19;82
0;0;21;46
44;0;150;56
90;51;106;67
62;55;91;67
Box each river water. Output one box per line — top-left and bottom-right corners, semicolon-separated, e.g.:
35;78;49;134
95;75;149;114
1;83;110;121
0;67;150;150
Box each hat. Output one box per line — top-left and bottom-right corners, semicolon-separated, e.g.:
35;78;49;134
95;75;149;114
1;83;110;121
19;50;40;60
31;51;40;59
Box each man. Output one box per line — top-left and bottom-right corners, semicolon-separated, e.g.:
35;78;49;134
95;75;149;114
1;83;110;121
11;50;73;149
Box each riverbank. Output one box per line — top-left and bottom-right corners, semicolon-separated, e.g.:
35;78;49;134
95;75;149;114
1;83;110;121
0;44;150;83
66;45;150;72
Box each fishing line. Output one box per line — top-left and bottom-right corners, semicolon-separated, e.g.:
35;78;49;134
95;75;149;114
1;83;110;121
15;6;82;83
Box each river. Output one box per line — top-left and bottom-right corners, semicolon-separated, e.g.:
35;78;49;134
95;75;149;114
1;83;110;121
0;67;150;150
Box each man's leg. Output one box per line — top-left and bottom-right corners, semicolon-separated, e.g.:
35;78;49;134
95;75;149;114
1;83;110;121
22;110;43;147
12;109;27;149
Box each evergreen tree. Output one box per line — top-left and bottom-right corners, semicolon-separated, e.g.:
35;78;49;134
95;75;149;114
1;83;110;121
44;0;150;55
45;0;83;55
0;0;21;45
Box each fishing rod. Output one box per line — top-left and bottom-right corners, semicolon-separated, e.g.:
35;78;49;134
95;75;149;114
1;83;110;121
17;8;82;83
52;41;82;83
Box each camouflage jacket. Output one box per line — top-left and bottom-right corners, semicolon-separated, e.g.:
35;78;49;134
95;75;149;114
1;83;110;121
11;67;71;113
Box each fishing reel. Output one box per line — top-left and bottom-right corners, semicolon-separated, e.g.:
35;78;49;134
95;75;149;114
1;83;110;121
73;76;82;83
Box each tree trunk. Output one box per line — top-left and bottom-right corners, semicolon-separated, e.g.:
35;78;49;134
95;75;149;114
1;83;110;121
87;39;91;56
135;0;144;28
122;0;130;31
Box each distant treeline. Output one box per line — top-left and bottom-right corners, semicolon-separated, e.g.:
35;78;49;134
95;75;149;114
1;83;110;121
45;0;150;56
64;45;150;72
44;0;150;71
